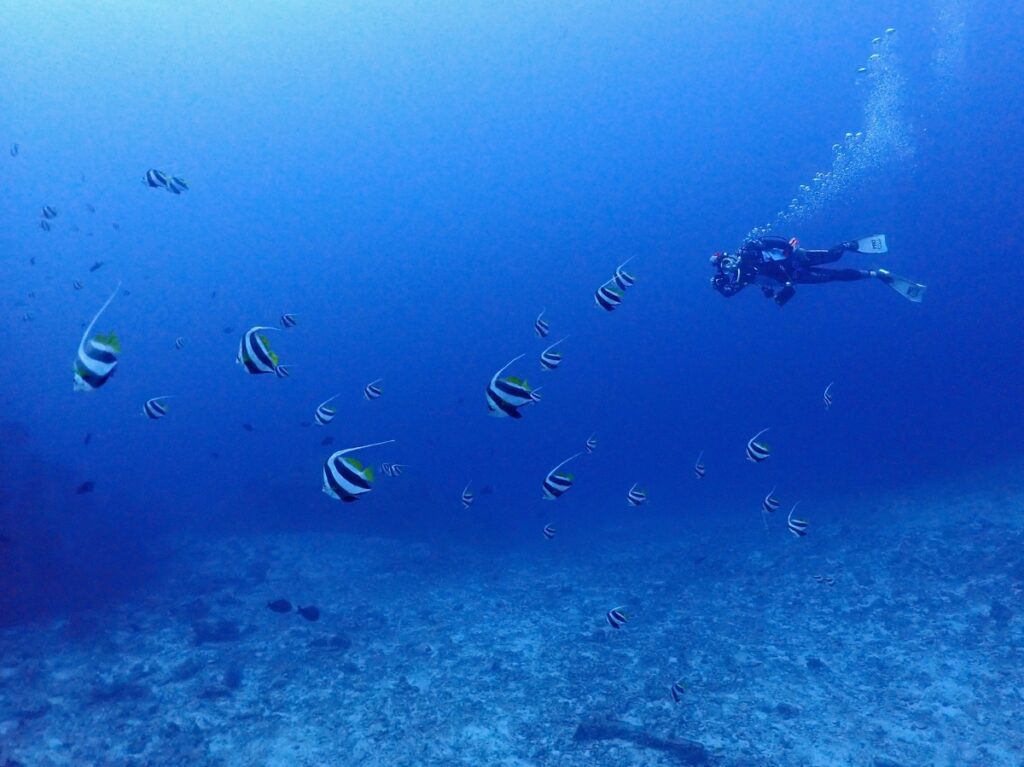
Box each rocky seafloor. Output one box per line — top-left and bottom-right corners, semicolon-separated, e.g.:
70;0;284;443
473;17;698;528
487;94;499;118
1;482;1022;766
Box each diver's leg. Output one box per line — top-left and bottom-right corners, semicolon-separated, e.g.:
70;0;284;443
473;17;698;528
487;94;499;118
793;267;872;284
794;248;842;266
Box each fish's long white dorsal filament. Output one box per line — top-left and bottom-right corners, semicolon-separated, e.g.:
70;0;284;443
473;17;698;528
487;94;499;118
79;281;122;352
491;354;525;383
337;439;396;457
548;452;582;476
543;336;569;354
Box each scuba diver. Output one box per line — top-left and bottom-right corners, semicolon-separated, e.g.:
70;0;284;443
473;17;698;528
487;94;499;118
710;234;926;306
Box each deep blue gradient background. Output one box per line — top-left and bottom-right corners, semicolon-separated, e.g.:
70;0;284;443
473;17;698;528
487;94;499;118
1;2;1022;624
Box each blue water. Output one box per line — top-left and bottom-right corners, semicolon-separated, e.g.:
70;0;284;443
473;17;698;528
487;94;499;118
1;3;1023;764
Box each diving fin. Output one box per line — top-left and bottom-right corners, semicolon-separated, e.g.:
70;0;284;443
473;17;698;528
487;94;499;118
876;269;926;303
855;234;887;253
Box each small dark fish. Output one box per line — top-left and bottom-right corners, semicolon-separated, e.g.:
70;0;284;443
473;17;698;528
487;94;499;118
122;289;130;296
242;423;254;432
76;481;96;495
112;223;120;231
297;605;320;622
320;436;335;446
210;291;217;299
29;257;36;266
222;327;233;335
267;599;293;613
210;452;220;460
86;203;96;213
479;485;493;496
10;143;18;157
83;432;92;445
89;261;104;273
0;533;12;545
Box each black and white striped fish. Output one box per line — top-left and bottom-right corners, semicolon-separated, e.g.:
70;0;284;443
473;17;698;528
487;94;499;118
626;483;647;507
40;220;51;232
613;258;636;291
275;364;292;378
823;382;834;410
280;313;298;329
762;487;780;514
143;396;173;420
542;524;556;540
606;607;629;629
174;337;185;350
363;378;383;401
322;440;395;502
787;503;809;537
671;680;686;703
694;451;706;479
144;169;169;189
460;482;474;509
534;310;550;338
167;176;189;194
745;428;771;462
594;282;624;312
486;355;539;419
72;280;83;290
539;337;567;371
585;433;598;454
379;462;407;478
236;326;281;375
813;575;835;586
41;205;58;219
73;284;122;392
314;394;341;426
542;453;581;500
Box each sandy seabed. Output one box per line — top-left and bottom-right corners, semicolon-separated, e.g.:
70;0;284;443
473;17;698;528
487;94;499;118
1;483;1022;767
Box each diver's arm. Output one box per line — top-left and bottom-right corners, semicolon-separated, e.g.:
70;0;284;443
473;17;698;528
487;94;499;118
774;282;795;306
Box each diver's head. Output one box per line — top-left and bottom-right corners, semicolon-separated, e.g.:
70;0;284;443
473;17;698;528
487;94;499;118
710;251;740;271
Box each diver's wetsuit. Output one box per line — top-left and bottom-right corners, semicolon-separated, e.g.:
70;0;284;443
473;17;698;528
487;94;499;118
715;236;871;306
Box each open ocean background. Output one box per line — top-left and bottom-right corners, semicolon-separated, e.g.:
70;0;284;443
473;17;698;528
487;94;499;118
1;3;1022;766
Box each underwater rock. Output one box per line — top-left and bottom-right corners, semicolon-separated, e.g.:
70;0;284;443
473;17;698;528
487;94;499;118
191;619;241;644
222;665;244;690
573;717;711;765
89;676;150;704
805;656;828;671
774;702;801;718
873;757;907;767
989;600;1012;626
308;633;352;653
169;658;204;682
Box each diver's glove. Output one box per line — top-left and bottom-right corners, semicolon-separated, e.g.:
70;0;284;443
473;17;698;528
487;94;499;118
774;283;795;306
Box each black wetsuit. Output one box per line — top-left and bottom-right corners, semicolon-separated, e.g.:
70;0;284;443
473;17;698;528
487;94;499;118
714;236;871;306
